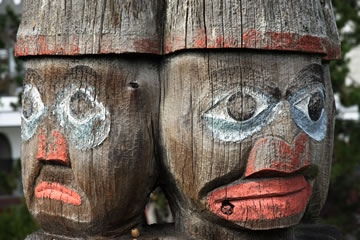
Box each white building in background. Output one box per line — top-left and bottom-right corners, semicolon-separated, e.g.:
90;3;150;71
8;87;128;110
335;45;360;121
346;45;360;88
0;96;20;171
0;0;23;206
0;0;22;15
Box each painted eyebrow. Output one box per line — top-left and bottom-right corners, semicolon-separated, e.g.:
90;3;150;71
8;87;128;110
286;63;324;97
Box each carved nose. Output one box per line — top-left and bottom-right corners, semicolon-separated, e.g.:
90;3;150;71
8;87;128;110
268;101;300;143
37;129;69;166
245;133;310;178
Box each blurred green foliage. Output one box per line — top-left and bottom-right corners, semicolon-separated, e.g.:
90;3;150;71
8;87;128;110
319;0;360;238
0;160;40;239
0;5;23;96
0;200;40;240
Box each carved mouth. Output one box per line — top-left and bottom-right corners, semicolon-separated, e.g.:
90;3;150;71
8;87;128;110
207;175;312;222
35;181;81;206
33;162;82;206
206;133;313;222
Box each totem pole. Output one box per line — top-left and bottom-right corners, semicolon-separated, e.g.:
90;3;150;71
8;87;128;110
16;0;342;239
16;1;162;239
160;0;341;239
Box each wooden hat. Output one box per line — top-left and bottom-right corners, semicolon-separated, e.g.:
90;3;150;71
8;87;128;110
15;0;163;56
163;0;341;60
16;0;341;60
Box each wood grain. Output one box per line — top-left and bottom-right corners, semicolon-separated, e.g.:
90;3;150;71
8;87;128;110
163;0;340;60
159;50;335;238
16;0;164;56
16;0;340;60
21;56;159;238
17;0;341;239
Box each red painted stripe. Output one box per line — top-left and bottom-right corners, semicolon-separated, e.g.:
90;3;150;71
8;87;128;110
163;29;341;60
16;30;340;59
15;35;162;57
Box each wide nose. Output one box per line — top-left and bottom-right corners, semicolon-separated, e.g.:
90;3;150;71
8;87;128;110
244;101;310;177
37;129;69;166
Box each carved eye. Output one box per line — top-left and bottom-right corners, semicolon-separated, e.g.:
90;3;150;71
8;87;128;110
22;94;34;119
226;93;257;121
69;90;98;122
308;92;324;121
21;84;47;141
294;90;325;122
290;85;327;141
56;85;110;149
202;88;276;142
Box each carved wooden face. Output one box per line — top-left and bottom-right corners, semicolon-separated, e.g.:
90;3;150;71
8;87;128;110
160;51;334;230
21;57;159;236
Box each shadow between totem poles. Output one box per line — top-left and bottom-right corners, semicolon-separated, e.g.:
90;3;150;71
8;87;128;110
17;1;162;239
159;0;342;239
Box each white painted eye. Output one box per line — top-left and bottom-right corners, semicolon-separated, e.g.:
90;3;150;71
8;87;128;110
202;87;276;142
294;90;325;122
226;90;267;122
290;85;327;141
56;85;110;149
67;89;99;124
21;84;47;141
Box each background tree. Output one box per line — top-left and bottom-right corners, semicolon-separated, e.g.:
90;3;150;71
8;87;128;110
320;0;360;239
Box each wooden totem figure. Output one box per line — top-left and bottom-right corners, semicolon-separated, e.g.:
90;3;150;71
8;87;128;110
16;0;162;239
160;0;341;239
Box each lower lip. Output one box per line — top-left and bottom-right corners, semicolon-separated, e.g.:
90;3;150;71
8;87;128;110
207;176;312;222
35;182;81;206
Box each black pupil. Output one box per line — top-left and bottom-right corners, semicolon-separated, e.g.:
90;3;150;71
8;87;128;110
70;91;95;120
23;95;33;119
227;92;256;121
308;92;324;121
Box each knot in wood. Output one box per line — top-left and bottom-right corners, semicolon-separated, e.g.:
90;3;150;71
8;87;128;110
221;200;234;216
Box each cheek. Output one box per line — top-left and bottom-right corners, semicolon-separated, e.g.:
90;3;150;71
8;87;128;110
21;135;42;197
165;119;254;197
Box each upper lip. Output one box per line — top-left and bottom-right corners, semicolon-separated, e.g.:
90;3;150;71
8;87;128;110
208;175;309;202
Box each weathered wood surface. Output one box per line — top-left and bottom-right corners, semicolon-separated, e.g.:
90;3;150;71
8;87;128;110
163;0;340;60
17;0;342;239
21;56;159;238
16;0;340;60
16;0;163;56
159;51;335;239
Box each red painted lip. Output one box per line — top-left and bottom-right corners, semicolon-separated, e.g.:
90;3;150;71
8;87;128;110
35;182;81;206
207;175;312;222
